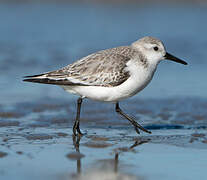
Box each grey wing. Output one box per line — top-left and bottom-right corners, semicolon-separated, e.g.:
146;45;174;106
23;48;132;87
65;53;131;87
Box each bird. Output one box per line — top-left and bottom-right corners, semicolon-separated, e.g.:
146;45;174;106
23;36;187;136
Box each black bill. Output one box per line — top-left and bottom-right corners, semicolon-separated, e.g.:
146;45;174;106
164;52;188;65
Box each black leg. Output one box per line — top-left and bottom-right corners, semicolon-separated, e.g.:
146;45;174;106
115;102;151;134
73;97;83;136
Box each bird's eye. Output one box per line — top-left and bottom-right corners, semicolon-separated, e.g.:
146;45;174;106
154;46;159;51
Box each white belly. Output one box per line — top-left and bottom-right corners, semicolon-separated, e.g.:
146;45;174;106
62;63;156;102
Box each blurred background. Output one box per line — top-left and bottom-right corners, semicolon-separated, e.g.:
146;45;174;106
0;1;207;180
0;0;207;104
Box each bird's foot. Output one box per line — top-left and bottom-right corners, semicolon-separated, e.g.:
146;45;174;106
73;122;84;136
132;121;151;134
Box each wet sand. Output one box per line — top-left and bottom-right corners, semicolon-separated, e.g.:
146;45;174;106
0;127;207;180
0;99;207;180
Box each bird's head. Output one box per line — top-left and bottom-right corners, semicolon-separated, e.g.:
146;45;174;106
131;36;187;66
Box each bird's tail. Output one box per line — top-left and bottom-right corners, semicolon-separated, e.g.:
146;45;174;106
23;74;45;83
23;73;85;86
23;73;50;84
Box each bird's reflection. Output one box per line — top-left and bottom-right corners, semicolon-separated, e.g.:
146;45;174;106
130;138;150;149
114;152;119;173
71;135;150;178
72;135;82;174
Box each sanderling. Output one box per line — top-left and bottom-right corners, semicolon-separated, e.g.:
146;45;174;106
23;36;187;136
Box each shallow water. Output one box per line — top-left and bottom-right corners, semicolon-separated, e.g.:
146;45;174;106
0;126;207;180
0;2;207;180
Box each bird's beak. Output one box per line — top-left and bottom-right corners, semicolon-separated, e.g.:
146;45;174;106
164;52;188;65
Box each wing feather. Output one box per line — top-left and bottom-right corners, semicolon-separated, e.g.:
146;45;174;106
23;46;136;87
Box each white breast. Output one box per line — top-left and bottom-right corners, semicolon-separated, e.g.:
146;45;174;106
62;59;157;102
